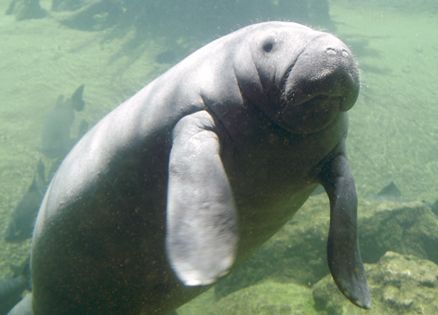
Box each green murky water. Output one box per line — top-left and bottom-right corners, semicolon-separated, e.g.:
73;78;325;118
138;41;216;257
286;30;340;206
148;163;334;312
1;1;437;314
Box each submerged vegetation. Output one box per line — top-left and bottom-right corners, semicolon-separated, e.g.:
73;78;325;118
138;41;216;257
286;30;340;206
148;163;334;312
6;0;333;36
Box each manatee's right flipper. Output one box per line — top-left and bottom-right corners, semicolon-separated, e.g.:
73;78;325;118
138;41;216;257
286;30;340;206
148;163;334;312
319;152;371;309
166;110;238;286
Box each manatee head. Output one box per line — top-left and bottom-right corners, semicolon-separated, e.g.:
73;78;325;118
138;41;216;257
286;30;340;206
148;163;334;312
236;22;359;134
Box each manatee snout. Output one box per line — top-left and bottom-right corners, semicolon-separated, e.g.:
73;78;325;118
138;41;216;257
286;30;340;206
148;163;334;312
280;34;359;133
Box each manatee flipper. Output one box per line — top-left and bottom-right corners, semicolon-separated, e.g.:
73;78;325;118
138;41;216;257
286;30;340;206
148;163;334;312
319;152;371;309
166;110;238;286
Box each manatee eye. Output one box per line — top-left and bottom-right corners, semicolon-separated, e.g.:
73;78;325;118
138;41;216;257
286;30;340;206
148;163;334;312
262;39;275;53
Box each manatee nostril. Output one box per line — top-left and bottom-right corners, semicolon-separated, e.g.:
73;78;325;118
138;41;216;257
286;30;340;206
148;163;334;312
326;47;337;55
325;47;350;58
341;49;350;57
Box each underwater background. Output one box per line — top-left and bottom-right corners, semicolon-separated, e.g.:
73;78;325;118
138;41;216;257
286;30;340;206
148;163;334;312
0;0;437;314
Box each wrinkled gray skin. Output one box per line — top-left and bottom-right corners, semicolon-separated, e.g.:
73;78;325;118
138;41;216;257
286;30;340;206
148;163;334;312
30;22;370;314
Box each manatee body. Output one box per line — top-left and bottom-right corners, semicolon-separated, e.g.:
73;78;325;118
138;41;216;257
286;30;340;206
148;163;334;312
31;22;370;314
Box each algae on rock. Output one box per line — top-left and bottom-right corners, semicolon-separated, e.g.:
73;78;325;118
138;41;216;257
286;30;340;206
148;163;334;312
359;203;438;264
313;251;438;315
181;280;318;315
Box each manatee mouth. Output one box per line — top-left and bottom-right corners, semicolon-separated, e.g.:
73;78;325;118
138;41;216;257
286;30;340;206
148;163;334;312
276;36;359;134
277;93;344;134
276;65;349;134
281;66;357;113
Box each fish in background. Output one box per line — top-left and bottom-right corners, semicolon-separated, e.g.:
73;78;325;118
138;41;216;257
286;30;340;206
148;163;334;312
40;84;85;159
431;199;438;216
1;86;90;313
0;257;30;315
4;160;47;242
375;181;402;200
5;85;89;242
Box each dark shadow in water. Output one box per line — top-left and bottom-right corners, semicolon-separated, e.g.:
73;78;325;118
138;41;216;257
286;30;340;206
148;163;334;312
332;29;393;76
344;37;382;58
52;0;337;73
337;31;390;58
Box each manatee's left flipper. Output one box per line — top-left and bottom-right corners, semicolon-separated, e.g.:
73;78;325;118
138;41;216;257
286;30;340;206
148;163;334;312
319;152;371;309
166;110;238;286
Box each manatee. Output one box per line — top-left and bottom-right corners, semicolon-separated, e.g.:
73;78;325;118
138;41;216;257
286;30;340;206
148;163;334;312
30;21;370;314
40;84;85;159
